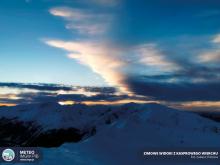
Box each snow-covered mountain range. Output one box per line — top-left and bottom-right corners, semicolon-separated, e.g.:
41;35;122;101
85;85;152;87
0;102;220;164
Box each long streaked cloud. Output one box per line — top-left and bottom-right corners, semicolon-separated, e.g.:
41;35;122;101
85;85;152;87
44;38;179;93
45;39;127;91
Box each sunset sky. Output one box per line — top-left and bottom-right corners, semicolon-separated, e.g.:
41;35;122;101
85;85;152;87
1;0;220;110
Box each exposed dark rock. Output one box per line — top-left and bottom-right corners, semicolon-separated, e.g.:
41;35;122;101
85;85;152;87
30;128;83;147
0;118;84;148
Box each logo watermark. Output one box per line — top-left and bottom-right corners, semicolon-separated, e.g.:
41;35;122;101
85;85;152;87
0;147;42;163
2;148;15;162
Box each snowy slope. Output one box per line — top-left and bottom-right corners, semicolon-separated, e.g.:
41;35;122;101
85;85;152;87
1;102;220;164
24;103;220;165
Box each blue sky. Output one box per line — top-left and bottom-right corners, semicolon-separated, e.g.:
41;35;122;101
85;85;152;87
0;0;105;85
1;0;220;103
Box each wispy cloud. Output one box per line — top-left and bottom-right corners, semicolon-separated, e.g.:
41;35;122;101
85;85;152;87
49;7;111;36
65;23;108;35
212;34;220;43
199;51;220;63
198;34;220;63
136;44;179;72
50;7;88;20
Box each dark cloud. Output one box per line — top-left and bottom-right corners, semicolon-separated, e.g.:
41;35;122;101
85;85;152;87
46;93;140;103
0;83;74;91
126;76;220;101
83;87;117;94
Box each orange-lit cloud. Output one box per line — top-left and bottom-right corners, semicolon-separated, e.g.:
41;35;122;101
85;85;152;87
0;103;17;107
82;100;158;105
58;100;75;106
0;94;21;100
58;99;158;106
167;101;220;112
181;101;220;108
